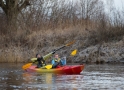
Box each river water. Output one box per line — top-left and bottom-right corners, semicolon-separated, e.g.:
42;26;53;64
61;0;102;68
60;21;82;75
0;63;124;90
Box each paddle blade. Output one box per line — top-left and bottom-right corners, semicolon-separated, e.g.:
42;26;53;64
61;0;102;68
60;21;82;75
66;41;75;46
45;65;52;69
22;63;32;70
71;49;77;56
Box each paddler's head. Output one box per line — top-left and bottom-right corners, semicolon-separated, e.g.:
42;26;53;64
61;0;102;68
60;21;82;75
36;53;41;58
55;54;59;59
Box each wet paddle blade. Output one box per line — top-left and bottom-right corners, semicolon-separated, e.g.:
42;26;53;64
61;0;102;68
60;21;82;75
71;49;77;56
22;63;32;70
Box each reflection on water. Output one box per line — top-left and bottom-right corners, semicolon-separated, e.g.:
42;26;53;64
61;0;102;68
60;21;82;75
22;73;84;90
0;63;124;90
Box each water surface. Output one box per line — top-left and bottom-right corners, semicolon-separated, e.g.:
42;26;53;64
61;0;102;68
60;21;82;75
0;63;124;90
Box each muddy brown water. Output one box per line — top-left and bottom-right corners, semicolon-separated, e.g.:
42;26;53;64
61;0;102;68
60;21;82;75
0;63;124;90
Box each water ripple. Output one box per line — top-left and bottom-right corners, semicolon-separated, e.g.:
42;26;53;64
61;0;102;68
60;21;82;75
0;63;124;90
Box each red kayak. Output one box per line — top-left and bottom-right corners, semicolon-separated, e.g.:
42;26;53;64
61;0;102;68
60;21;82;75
25;64;84;74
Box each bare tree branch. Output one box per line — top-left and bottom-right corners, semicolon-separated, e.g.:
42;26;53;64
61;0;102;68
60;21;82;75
18;0;30;11
0;0;6;13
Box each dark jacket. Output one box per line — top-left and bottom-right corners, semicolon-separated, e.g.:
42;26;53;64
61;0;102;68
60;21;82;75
37;57;46;68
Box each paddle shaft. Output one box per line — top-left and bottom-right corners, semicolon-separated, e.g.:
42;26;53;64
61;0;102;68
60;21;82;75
54;46;66;52
54;41;75;52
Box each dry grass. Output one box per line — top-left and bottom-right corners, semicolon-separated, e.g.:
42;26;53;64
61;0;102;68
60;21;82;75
0;23;124;63
0;24;87;62
87;26;124;46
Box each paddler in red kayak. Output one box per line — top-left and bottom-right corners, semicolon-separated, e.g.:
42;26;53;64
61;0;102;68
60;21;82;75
52;54;63;68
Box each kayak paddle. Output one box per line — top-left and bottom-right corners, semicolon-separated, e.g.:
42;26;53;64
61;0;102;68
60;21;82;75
30;41;75;61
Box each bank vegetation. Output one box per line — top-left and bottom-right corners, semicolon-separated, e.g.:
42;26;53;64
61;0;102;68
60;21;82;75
0;0;124;63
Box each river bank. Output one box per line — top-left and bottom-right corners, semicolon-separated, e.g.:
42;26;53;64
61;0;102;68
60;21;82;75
78;39;124;64
0;27;124;63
